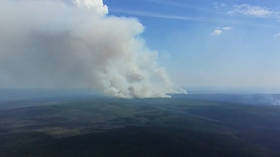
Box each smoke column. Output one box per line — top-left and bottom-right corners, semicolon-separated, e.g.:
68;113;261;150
0;0;182;98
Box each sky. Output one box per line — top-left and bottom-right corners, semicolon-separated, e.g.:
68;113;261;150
104;0;280;92
1;0;280;95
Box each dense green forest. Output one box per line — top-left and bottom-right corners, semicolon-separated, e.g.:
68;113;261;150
1;95;280;157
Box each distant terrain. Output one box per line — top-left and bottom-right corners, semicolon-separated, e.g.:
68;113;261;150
1;89;280;157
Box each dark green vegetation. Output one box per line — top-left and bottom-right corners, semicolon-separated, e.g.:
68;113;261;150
1;95;280;157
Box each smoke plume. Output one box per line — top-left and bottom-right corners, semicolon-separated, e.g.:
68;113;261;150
0;0;180;98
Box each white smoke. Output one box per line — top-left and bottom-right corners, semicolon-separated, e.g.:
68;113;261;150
74;0;108;15
0;0;181;98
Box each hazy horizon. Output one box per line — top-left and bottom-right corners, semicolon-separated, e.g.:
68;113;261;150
0;0;279;98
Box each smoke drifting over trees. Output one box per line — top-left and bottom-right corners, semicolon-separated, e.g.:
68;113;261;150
0;0;182;98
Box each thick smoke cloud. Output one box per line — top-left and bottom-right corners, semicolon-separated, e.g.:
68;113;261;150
74;0;108;15
0;0;181;98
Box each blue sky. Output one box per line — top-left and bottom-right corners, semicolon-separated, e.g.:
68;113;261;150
105;0;280;92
